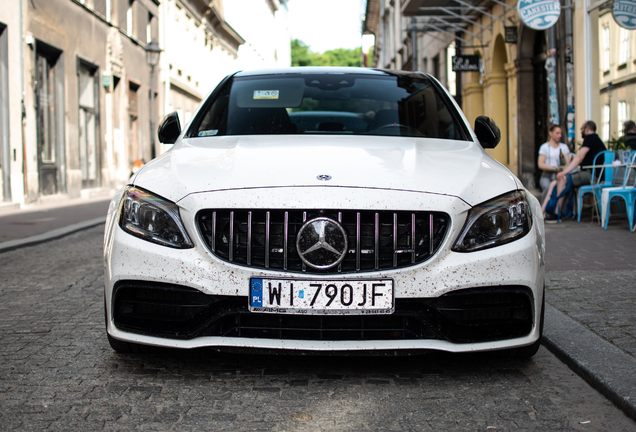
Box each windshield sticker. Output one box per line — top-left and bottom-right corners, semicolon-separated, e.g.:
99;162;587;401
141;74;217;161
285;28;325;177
198;130;218;137
253;90;279;100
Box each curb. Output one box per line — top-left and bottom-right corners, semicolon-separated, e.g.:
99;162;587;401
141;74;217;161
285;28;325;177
542;304;636;421
0;216;107;254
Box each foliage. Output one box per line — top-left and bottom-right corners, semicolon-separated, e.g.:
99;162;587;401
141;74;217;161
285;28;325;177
291;39;362;67
607;135;628;151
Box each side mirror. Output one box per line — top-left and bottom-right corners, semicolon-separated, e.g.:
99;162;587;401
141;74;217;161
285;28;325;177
158;112;181;144
474;116;501;149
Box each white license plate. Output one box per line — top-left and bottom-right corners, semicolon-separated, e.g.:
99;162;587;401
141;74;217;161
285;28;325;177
249;278;394;315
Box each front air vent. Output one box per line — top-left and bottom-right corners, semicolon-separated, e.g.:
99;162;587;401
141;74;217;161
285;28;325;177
196;209;449;274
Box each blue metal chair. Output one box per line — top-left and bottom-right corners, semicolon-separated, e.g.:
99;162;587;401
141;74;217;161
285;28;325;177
577;150;615;222
603;151;636;230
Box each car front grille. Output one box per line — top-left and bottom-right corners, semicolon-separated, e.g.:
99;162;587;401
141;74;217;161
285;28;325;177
196;209;449;274
112;282;534;344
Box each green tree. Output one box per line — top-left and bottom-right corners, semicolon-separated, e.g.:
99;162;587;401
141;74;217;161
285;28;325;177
291;39;319;66
291;39;362;67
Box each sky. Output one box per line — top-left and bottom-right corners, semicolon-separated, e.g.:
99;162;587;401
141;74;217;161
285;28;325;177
286;0;374;53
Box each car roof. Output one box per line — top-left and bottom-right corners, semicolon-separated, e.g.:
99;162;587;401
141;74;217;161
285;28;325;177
233;67;432;80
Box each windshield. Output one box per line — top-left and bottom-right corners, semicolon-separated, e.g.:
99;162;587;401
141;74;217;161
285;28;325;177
190;72;469;140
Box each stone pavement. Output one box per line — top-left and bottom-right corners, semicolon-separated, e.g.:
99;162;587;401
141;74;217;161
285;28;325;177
1;194;636;421
542;215;636;420
1;226;635;431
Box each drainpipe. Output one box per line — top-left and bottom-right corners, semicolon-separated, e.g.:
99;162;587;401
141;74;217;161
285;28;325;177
564;0;575;150
19;0;27;203
411;17;417;71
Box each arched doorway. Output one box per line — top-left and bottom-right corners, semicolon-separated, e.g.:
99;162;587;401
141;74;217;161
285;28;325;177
485;35;509;166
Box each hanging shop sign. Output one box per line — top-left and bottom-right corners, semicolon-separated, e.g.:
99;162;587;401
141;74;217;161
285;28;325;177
505;26;518;44
451;55;481;72
613;0;636;30
517;0;561;31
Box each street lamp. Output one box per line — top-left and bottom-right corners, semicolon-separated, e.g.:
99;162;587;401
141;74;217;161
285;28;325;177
145;40;162;159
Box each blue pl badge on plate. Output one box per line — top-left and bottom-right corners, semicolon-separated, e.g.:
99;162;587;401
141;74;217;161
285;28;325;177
613;0;636;30
518;0;561;31
251;279;263;307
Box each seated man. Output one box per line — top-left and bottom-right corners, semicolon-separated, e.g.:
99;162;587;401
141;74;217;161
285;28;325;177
541;120;607;221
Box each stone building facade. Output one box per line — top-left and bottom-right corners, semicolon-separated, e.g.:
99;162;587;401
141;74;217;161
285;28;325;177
364;0;629;191
0;0;290;207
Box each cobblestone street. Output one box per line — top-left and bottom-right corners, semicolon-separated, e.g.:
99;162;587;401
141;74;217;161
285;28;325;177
1;226;635;430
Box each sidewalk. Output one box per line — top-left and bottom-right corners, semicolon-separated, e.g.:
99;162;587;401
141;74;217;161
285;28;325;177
1;196;635;420
0;193;113;253
542;215;636;421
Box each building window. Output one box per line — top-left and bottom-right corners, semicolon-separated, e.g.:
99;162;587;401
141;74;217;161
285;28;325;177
619;28;629;65
602;104;611;142
446;42;456;96
603;26;610;73
618;101;628;137
78;62;99;187
128;82;140;166
127;0;135;37
36;53;58;164
147;12;153;43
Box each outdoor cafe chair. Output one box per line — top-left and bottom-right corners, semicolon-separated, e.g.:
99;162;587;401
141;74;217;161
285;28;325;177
577;150;615;222
602;151;636;230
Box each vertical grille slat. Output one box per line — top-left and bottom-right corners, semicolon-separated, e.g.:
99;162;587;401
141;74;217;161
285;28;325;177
247;211;252;266
229;211;234;262
356;212;361;272
429;214;434;255
197;209;449;274
338;212;343;273
265;211;271;269
302;212;307;273
284;211;289;271
211;211;217;252
393;212;398;268
374;212;380;271
411;213;416;264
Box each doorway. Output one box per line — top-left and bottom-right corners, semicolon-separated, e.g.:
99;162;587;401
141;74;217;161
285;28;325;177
35;42;64;196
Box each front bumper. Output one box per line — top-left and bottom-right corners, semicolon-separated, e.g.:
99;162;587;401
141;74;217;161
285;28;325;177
104;188;544;353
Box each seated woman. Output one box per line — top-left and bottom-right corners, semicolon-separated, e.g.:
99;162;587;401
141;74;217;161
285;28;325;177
541;120;607;222
538;124;571;202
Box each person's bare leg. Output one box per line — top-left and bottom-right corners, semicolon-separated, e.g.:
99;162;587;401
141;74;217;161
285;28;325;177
554;175;568;214
542;180;557;213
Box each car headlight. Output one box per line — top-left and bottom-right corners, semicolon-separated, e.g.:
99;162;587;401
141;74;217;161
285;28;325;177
452;191;532;253
119;186;194;249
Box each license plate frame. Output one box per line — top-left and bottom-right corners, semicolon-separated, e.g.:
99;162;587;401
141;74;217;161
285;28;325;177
249;278;394;315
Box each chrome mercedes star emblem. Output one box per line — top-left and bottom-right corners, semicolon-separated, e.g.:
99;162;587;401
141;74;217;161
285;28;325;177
296;217;348;269
316;174;332;181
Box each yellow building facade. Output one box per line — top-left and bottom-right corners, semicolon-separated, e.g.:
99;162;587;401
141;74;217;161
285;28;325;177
365;0;619;192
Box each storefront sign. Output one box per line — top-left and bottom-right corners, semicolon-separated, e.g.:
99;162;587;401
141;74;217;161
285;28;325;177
517;0;561;31
451;55;481;72
505;26;518;44
613;0;636;30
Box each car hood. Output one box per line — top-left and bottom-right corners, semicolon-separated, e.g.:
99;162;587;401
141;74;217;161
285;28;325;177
134;135;520;206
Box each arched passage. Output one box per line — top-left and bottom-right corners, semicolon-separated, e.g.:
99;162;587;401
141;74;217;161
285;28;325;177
462;51;483;130
484;35;509;165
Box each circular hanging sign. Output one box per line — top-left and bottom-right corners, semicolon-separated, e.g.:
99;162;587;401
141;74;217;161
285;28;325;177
613;0;636;30
518;0;561;31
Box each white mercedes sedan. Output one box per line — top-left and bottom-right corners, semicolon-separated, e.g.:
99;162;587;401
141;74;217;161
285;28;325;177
104;67;545;357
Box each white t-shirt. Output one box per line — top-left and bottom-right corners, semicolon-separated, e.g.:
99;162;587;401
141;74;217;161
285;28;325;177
538;142;571;169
